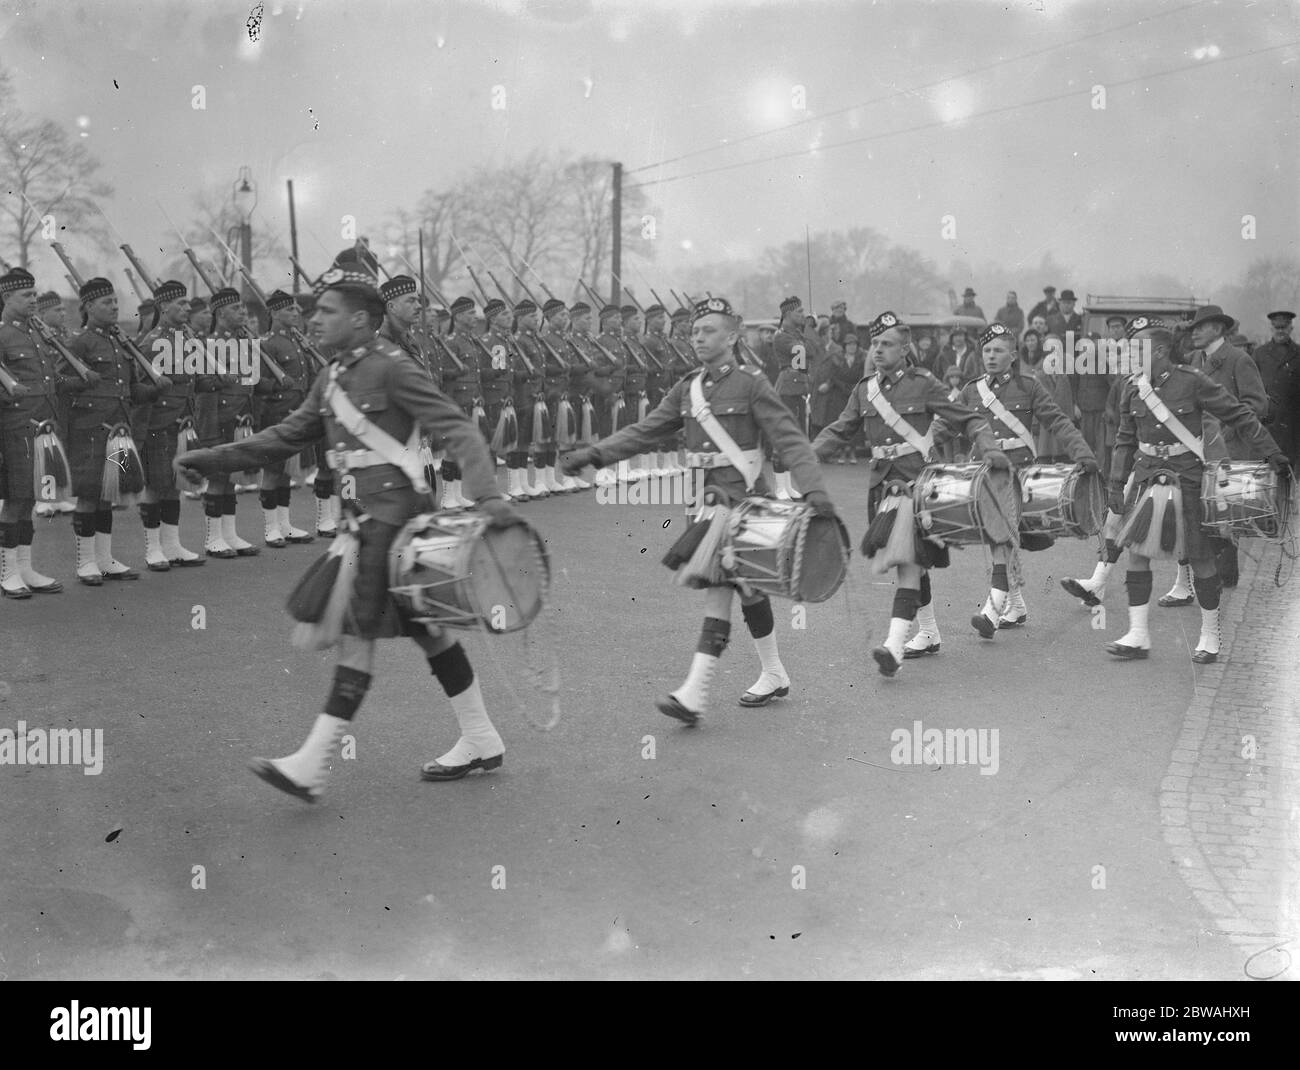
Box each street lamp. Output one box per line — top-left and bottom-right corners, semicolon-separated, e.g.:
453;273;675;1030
232;166;257;302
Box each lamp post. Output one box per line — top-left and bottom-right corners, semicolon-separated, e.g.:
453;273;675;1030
232;166;257;302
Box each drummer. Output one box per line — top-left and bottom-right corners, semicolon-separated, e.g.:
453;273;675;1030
1102;318;1289;663
560;296;836;725
811;311;1010;678
176;280;525;803
934;322;1098;637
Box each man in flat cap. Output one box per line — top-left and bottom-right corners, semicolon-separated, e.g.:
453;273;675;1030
994;291;1024;339
1253;310;1299;464
257;290;317;548
562;296;837;723
813;311;1008;677
0;268;83;596
1028;286;1059;325
65;276;165;583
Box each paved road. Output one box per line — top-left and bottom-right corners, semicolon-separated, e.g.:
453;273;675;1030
0;467;1284;979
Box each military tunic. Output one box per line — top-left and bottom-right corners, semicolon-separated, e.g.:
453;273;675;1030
591;361;826;501
65;324;157;498
1253;334;1300;463
186;336;502;639
0;316;77;501
1111;364;1282;561
590;331;627;437
135;324;198;493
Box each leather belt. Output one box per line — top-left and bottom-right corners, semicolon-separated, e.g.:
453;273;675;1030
996;437;1033;451
326;447;387;470
684;448;762;470
1138;441;1194;458
872;441;920;460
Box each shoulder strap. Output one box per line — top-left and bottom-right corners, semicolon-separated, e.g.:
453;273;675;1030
688;372;762;491
325;364;429;492
866;376;934;457
1135;376;1203;461
975;379;1036;456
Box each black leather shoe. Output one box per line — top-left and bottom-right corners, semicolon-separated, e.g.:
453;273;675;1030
1060;577;1101;607
206;546;237;559
316;527;337;539
998;614;1028;629
971;613;998;639
903;642;940;659
1191;649;1218;664
102;567;140;580
871;646;900;678
264;536;287;549
739;685;789;707
77;572;103;587
27;578;63;593
420;753;504;781
249;758;317;803
169;556;206;567
285;531;315;544
656;695;700;725
1105;641;1150;659
233;545;261;557
147;559;171;572
1;584;32;600
1157;593;1194;608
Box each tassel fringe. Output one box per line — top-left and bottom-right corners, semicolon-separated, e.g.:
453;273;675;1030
33;422;71;502
675;503;730;589
532;397;551;449
288;530;360;650
101;425;145;505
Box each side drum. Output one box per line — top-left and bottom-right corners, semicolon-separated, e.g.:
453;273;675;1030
914;463;1020;546
719;497;849;602
1201;460;1289;540
1019;463;1104;539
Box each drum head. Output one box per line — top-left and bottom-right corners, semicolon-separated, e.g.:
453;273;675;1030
794;514;850;603
466;522;551;632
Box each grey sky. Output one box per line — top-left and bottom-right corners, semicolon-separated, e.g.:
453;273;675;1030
1;0;1296;305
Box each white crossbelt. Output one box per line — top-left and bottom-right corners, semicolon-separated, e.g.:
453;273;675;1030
326;447;387;470
1137;441;1196;458
684;449;763;470
996;437;1032;451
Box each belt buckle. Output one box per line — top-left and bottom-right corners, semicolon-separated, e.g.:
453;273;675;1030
1154;443;1171;458
877;444;896;459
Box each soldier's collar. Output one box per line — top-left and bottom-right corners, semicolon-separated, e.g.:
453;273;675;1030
6;317;25;328
986;371;1013;386
877;366;906;383
703;361;733;384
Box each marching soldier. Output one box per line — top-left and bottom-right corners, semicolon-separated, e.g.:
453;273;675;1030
812;312;1008;677
1254;310;1299;464
175;280;525;802
257;290;316;547
1102;317;1288;663
437;296;482;508
134;279;204;569
772;296;812;499
932;322;1097;643
65;277;164;583
193;287;259;558
0;269;80;597
561;296;836;723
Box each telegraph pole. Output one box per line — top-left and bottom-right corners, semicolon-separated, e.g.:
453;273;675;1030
610;161;622;309
287;179;302;294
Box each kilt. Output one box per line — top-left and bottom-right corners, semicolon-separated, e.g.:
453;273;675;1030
617;391;642;432
65;411;116;500
346;516;423;640
1121;469;1213;562
137;425;179;494
867;480;950;570
0;423;37;501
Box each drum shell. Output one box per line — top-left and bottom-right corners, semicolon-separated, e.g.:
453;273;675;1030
914;463;1020;547
1019;464;1104;539
720;498;849;603
389;511;550;631
1200;460;1288;540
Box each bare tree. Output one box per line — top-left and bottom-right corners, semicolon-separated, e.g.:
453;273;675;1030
0;65;114;272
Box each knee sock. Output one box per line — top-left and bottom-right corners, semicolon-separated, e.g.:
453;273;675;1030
323;665;372;721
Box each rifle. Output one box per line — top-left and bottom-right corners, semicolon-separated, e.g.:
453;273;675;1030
205;227;319;380
157;199;225;295
578;278;645;371
612;272;665;374
48;239;167;387
122;267;150;304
